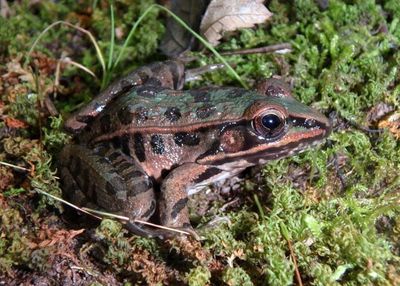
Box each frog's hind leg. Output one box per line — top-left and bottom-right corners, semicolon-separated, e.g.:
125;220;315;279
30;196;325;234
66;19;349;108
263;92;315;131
59;144;161;238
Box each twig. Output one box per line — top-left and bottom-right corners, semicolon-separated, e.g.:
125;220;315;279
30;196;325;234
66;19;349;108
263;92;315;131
82;207;191;236
280;222;303;286
35;189;102;220
219;43;292;56
185;63;227;82
133;219;191;236
0;161;30;172
287;239;303;286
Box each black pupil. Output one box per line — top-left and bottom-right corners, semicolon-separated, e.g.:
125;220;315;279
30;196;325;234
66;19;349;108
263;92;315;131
262;114;282;130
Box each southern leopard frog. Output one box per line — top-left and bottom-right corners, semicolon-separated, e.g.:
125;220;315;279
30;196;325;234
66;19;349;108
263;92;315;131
59;60;331;238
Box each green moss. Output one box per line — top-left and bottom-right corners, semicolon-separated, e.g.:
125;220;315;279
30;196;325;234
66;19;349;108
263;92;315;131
42;116;70;151
223;267;254;286
0;207;31;273
186;265;211;286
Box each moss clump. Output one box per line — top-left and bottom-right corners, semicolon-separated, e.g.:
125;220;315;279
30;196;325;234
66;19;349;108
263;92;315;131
186;265;211;286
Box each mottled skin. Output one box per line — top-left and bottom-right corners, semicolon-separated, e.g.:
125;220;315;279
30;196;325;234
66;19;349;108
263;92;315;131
59;60;331;238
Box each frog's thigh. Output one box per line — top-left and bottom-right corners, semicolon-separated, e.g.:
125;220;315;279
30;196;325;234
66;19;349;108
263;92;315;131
59;144;156;221
159;163;216;228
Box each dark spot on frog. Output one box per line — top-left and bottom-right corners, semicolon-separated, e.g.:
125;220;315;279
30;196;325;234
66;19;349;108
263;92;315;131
90;183;97;203
100;114;112;133
182;222;192;228
161;164;179;179
118;106;134;125
150;134;165;155
93;143;109;156
196;104;216;119
135;106;149;122
193;167;221;184
76;114;94;125
97;157;110;166
161;168;169;179
229;88;248;98
143;200;156;219
128;178;152;196
164;107;181;122
196;140;221;161
107;151;121;162
111;137;121;149
87;181;96;199
119;106;149;124
71;157;82;174
174;132;200;146
133;133;146;162
145;77;163;86
106;181;116;194
137;70;150;83
125;170;144;180
80;173;89;195
115;161;132;174
171;197;189;219
191;90;211;103
120;134;131;157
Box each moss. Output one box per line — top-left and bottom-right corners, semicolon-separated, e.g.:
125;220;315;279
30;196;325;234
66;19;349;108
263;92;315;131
0;207;32;273
223;267;254;286
186;265;211;286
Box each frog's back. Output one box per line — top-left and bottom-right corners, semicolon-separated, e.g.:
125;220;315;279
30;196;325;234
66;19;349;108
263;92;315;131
84;85;263;140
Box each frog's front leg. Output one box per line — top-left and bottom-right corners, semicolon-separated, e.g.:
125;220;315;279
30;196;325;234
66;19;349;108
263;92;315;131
159;163;222;235
59;144;162;237
65;60;185;133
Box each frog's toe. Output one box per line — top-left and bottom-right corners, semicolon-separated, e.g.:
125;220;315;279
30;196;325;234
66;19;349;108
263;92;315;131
124;221;163;239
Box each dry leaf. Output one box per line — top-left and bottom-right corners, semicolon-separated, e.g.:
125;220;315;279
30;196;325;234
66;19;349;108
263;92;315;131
5;117;28;129
366;102;394;124
200;0;272;46
378;111;400;139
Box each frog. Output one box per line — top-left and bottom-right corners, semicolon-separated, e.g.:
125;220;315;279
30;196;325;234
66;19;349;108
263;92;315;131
59;60;331;239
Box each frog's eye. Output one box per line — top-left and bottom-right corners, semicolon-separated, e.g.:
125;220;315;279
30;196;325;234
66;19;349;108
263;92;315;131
254;109;287;138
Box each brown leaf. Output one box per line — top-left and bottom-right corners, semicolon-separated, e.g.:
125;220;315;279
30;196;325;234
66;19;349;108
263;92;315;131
3;58;34;85
0;166;14;191
34;228;85;249
5;117;28;129
200;0;272;46
378;111;400;139
366;102;394;124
